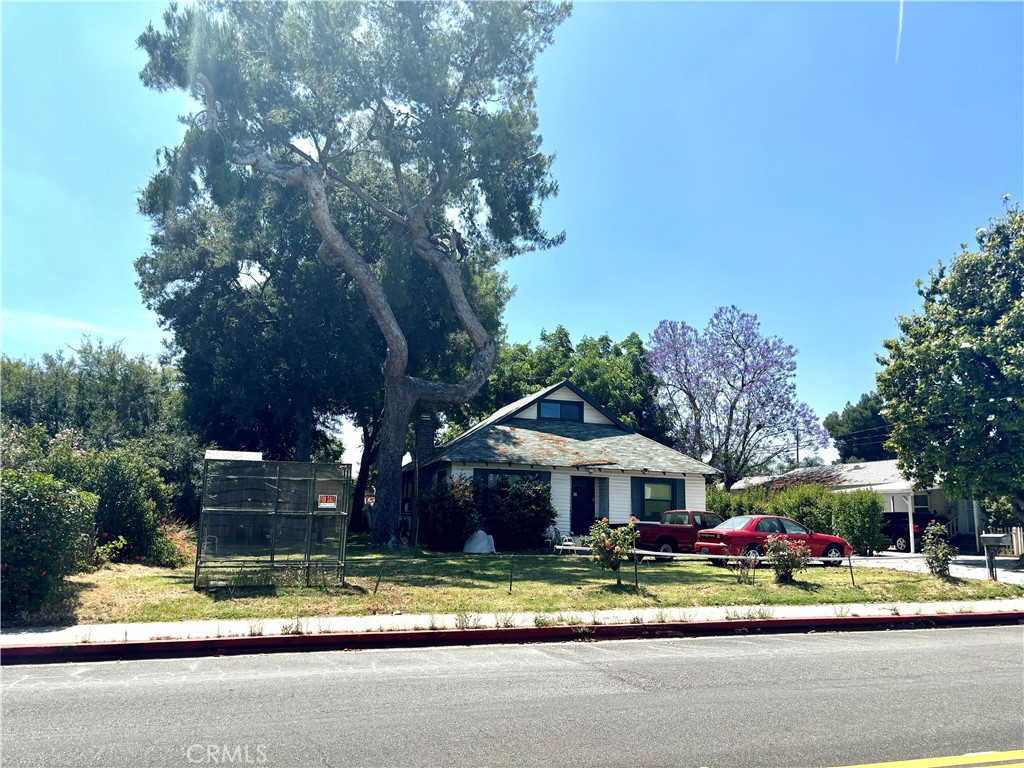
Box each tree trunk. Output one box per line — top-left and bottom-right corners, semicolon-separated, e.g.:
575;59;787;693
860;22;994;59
349;421;379;532
371;381;415;549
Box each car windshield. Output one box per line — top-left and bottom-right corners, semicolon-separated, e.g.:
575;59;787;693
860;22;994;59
714;515;752;531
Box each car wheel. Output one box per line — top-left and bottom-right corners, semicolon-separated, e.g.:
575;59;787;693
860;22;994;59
822;544;844;566
892;534;910;553
744;544;764;564
656;540;675;562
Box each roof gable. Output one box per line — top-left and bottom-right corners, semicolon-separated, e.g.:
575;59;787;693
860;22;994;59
442;380;630;455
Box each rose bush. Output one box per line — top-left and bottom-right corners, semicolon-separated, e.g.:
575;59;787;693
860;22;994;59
588;517;639;585
764;534;811;584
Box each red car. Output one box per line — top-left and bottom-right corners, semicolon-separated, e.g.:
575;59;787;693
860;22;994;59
695;515;851;565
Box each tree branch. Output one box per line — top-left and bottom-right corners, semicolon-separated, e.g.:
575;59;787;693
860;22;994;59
287;142;409;227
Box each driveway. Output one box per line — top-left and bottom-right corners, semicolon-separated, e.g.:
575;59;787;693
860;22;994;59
853;550;1024;585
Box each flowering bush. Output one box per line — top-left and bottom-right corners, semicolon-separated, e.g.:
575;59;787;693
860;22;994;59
1;469;97;614
0;421;49;471
764;534;811;584
922;521;957;578
147;519;196;569
588;517;639;585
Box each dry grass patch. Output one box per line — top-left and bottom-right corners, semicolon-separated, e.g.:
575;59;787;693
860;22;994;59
6;550;1022;627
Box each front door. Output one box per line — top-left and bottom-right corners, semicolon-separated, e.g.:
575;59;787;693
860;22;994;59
570;476;596;535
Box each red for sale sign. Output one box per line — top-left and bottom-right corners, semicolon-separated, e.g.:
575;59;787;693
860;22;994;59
318;494;338;509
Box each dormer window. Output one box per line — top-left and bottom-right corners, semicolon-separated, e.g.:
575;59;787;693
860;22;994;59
538;399;583;421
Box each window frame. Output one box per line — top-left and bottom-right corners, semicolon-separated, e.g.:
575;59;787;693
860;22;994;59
537;399;584;422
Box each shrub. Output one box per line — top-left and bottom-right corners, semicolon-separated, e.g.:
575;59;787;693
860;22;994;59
482;475;557;550
92;534;127;567
764;534;811;584
588;517;639;585
36;435;172;560
1;469;97;614
726;486;774;517
85;449;171;560
419;477;480;552
705;483;734;516
922;521;958;578
0;421;49;471
148;519;197;569
768;484;835;534
833;490;889;555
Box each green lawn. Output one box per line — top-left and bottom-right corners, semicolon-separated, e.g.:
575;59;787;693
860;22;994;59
12;543;1023;627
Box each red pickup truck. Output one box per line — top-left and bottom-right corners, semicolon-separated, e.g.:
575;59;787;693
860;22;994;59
635;509;725;557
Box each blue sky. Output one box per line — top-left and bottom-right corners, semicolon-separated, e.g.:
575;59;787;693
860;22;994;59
3;2;1023;454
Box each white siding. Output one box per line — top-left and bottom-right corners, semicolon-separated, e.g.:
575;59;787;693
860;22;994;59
607;473;707;524
608;476;633;523
685;475;707;511
550;472;572;533
447;463;711;532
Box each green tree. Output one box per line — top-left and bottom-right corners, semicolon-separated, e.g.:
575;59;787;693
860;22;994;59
138;1;568;548
1;341;165;449
877;203;1024;523
418;476;479;552
823;391;896;463
1;344;203;522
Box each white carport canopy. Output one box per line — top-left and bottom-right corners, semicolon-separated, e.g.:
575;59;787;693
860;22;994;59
834;482;922;554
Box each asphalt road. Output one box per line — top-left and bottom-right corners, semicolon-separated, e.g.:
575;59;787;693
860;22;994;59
2;626;1022;768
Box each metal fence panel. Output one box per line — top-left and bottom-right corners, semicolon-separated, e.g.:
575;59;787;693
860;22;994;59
195;459;352;590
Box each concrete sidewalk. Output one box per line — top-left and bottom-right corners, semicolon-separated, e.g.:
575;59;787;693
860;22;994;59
2;598;1024;648
1;553;1022;663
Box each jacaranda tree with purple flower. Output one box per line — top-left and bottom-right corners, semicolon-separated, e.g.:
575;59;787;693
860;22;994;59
648;306;827;488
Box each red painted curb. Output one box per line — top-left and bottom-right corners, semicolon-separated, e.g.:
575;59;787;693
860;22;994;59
2;611;1022;665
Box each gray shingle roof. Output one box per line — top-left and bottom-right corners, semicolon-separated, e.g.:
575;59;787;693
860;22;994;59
734;460;927;491
431;417;717;476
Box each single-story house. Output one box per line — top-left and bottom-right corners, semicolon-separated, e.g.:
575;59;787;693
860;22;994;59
405;381;719;537
732;460;985;553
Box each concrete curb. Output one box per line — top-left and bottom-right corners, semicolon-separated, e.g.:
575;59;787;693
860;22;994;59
3;610;1022;666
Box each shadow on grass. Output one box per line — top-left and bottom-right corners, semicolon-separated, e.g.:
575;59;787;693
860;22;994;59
2;579;91;629
593;583;657;599
788;580;825;594
210;585;279;601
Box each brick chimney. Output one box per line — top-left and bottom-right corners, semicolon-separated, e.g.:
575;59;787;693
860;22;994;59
414;414;437;466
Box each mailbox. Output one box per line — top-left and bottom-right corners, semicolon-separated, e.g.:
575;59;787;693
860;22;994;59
980;533;1011;547
979;532;1011;581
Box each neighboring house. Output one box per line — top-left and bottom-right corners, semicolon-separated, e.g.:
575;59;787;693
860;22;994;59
406;381;719;537
732;460;984;553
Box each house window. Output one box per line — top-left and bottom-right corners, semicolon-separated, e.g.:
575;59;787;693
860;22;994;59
640;480;673;521
913;494;930;515
538;399;583;422
631;477;686;521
